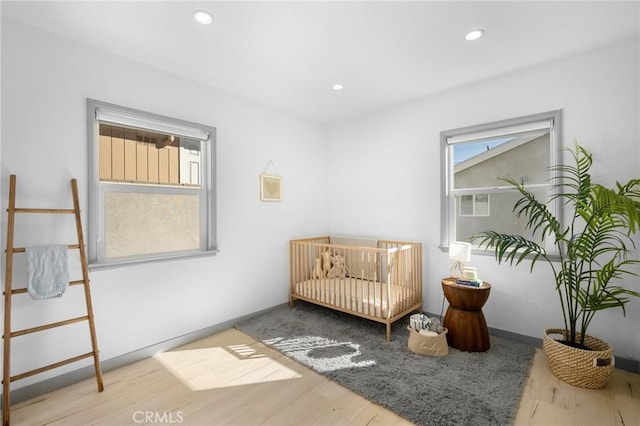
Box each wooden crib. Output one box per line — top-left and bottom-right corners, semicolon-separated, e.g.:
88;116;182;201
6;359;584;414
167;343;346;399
290;236;423;341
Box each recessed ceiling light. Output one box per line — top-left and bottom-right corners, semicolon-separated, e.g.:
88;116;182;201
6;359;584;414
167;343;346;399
193;10;213;25
465;29;484;41
332;84;344;91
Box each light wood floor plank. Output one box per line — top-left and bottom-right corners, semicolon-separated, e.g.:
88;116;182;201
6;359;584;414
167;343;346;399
9;328;640;426
513;349;640;426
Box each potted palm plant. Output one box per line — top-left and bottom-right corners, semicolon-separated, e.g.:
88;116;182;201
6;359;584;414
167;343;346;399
471;143;640;389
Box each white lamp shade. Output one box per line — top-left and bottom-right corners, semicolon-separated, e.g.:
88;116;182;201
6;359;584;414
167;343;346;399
449;241;472;263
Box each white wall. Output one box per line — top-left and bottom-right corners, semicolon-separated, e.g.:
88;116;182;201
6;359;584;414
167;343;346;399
0;19;328;388
327;38;640;360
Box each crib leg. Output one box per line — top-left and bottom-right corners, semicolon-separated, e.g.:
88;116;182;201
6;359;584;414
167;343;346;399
289;297;294;309
386;322;391;342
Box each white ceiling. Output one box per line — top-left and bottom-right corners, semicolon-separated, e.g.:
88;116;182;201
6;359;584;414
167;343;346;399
2;1;639;124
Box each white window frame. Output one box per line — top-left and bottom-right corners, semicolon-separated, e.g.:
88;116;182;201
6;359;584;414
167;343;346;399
440;110;562;253
86;98;217;268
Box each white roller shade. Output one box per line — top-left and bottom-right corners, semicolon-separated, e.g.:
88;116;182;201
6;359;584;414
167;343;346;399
447;119;552;144
96;107;210;141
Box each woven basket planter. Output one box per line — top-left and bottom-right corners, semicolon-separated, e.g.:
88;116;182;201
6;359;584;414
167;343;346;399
543;328;615;389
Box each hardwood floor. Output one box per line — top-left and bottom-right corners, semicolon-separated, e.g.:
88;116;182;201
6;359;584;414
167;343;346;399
9;329;640;426
514;350;639;426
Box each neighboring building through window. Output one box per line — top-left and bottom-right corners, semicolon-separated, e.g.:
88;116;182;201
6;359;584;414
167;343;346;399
440;110;562;252
87;99;217;266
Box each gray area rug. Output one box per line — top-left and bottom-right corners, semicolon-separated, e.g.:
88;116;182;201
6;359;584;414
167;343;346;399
236;301;535;426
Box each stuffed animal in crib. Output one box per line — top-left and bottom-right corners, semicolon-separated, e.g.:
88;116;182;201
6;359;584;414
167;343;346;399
328;254;346;279
312;257;323;279
321;250;332;277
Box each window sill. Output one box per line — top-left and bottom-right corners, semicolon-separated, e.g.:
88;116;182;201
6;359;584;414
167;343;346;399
88;249;219;271
439;245;560;262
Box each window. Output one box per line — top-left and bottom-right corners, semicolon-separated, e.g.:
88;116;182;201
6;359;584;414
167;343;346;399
440;110;562;252
87;99;217;266
459;194;489;217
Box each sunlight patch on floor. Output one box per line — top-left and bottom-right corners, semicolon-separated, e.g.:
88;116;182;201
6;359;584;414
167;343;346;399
154;344;302;391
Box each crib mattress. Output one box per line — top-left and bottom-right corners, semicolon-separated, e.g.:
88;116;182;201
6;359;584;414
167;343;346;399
294;278;416;318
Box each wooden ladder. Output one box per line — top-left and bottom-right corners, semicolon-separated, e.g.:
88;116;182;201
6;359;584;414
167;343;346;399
2;175;104;426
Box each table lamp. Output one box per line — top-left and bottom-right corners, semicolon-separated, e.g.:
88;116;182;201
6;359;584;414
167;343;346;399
449;241;471;278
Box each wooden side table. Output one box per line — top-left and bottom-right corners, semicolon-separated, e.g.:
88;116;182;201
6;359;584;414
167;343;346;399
441;278;491;352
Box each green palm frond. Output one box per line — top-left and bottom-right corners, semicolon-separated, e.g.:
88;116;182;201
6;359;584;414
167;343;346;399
584;286;639;313
471;231;546;272
499;176;567;242
550;143;593;210
593;183;640;233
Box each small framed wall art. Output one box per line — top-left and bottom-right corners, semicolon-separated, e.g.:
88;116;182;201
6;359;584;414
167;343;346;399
260;173;282;201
